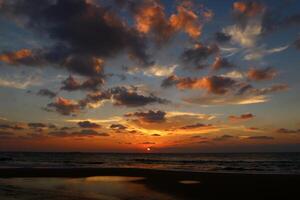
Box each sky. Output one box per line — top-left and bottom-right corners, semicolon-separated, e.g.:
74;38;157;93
0;0;300;152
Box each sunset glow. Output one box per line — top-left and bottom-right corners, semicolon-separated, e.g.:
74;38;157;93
0;0;300;153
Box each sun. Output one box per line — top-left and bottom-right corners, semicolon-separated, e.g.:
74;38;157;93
146;147;151;151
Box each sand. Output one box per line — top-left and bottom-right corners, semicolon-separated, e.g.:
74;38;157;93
0;168;299;199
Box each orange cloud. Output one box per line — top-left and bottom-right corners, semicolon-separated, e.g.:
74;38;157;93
134;1;173;42
169;5;201;39
228;113;255;122
174;76;236;95
134;1;212;41
233;1;264;17
247;67;278;81
46;97;81;116
0;49;32;64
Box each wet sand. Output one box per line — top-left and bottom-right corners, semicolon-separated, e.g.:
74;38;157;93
0;168;299;200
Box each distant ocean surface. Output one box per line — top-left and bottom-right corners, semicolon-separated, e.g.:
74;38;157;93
0;152;300;174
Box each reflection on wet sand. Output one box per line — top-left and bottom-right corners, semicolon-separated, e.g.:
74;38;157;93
179;180;200;185
0;176;177;200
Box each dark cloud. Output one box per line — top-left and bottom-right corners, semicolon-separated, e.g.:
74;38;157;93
61;75;81;91
262;7;300;34
232;1;265;30
48;85;169;115
180;123;212;129
214;32;231;43
247;67;277;81
28;123;48;128
49;129;109;137
161;75;180;88
110;124;127;130
181;43;219;68
0;0;152;74
61;75;104;92
78;121;101;129
125;110;166;123
162;75;237;95
295;38;300;50
213;134;235;141
141;142;155;144
37;89;57;98
80;86;169;108
228;113;255;122
0;124;24;130
211;56;234;71
109;87;169;107
247;136;274;140
151;134;161;136
276;128;300;134
46;97;81;116
62;56;105;77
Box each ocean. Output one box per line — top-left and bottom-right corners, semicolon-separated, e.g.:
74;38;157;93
0;152;299;174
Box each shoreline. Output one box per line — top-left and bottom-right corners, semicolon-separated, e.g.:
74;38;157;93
1;167;300;178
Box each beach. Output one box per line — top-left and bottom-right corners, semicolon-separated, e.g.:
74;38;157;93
0;168;299;200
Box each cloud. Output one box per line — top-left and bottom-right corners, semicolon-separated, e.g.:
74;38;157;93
213;134;235;141
132;0;211;43
166;111;215;120
27;123;48;128
162;75;237;95
246;135;274;140
109;87;169;107
125;110;166;123
0;49;37;65
276;128;300;134
144;64;177;77
243;45;289;60
0;74;40;89
46;97;81;116
223;23;262;48
180;123;212;130
211;56;234;71
295;38;300;50
110;124;127;130
62;56;106;78
37;89;57;98
151;134;161;136
141;142;155;145
228;113;255;122
261;4;300;33
0;124;24;130
77;121;101;129
0;0;152;73
184;81;288;106
49;129;109;137
253;84;288;95
220;71;244;79
181;43;219;68
233;1;265;17
76;86;170;113
214;32;231;43
126;64;177;77
61;75;104;92
247;67;278;81
184;94;268;106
